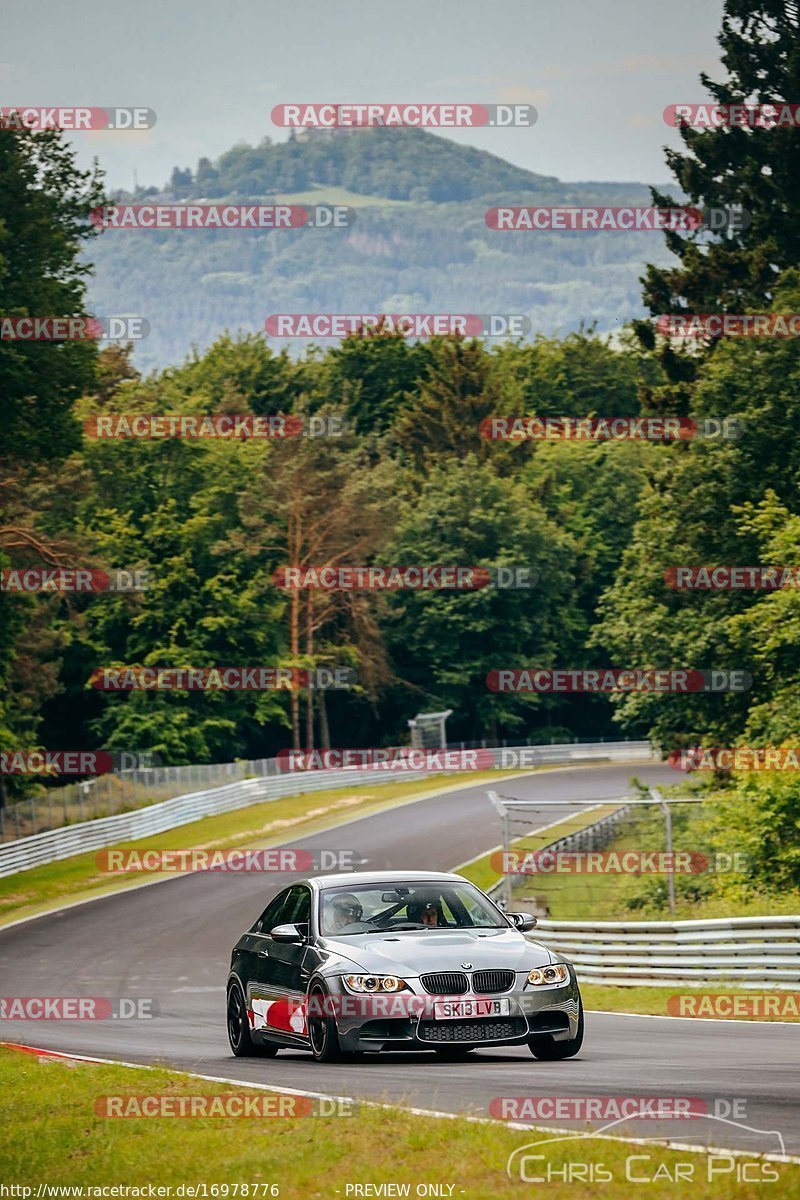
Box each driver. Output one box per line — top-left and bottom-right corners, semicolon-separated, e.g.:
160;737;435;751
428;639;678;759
328;893;363;931
409;899;440;926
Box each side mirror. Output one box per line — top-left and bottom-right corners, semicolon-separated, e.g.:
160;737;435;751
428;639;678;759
509;912;537;931
270;923;304;943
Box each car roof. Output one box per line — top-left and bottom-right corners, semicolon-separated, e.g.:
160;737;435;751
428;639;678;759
302;870;467;890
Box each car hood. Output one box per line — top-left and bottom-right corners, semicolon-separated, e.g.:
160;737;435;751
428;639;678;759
319;927;555;973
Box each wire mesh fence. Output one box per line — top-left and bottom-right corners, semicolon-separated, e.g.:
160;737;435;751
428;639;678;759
0;737;650;843
0;757;282;843
487;791;707;920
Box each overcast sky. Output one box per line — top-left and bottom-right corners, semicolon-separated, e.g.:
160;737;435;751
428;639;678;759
5;0;725;189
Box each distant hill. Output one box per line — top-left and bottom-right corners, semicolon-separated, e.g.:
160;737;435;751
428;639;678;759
87;128;676;369
190;126;563;202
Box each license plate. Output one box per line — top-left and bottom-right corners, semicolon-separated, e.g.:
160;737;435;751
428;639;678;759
433;998;510;1020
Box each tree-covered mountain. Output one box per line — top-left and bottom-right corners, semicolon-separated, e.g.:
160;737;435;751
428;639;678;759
178;126;561;202
89;128;676;370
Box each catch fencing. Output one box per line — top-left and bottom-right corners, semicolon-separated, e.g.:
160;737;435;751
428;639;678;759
0;739;654;876
484;799;799;988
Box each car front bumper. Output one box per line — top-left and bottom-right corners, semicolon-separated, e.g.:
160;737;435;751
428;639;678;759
328;971;582;1053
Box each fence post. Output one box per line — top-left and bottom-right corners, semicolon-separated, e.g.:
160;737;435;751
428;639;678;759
651;788;675;916
487;790;512;909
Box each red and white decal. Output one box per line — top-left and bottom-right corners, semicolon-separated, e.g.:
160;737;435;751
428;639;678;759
248;995;307;1036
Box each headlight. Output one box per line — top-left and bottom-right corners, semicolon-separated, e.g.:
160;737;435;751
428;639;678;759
527;963;570;987
342;974;410;993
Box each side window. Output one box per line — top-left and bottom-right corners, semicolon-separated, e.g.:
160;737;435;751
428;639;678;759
256;888;294;933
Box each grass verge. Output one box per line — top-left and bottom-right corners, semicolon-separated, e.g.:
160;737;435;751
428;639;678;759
0;1047;795;1198
581;984;800;1022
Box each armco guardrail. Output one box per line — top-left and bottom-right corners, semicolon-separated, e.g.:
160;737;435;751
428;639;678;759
532;915;800;989
0;739;655;877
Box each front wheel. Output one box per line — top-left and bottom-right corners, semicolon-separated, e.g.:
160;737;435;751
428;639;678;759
308;982;345;1062
528;1001;584;1061
227;982;279;1057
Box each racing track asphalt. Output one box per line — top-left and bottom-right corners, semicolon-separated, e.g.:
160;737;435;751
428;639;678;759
0;762;798;1158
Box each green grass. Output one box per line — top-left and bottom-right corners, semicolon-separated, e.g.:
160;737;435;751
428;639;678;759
581;984;800;1022
274;185;412;208
0;1047;795;1197
0;769;524;928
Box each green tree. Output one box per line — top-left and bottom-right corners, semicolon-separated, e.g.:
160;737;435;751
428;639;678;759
639;0;800;378
593;272;800;747
383;456;584;742
0;124;103;798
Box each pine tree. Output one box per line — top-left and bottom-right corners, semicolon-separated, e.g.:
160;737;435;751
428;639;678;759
638;0;800;376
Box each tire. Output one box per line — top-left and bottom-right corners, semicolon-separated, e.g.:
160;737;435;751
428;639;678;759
227;981;279;1058
308;982;345;1063
434;1046;476;1060
528;1001;584;1061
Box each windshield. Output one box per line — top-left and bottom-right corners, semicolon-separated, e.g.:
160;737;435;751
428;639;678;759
319;881;509;936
